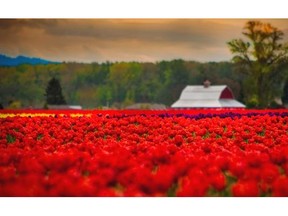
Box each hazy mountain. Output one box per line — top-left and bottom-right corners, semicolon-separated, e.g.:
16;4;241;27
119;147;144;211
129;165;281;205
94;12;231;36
0;54;59;66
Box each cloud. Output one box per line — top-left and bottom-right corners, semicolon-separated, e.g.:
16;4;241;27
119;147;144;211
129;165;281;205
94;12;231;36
0;19;288;62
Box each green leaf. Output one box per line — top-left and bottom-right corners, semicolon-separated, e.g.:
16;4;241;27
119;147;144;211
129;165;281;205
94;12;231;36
167;183;178;197
6;134;16;144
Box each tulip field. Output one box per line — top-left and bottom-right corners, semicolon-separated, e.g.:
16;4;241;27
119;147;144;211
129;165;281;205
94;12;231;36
1;109;288;197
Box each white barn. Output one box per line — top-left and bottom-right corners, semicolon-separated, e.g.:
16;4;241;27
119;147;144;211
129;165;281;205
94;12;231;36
171;81;245;108
47;105;82;110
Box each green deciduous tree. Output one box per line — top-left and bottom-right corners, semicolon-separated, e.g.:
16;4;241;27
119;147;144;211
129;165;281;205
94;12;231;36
45;77;67;105
227;21;288;108
108;62;142;106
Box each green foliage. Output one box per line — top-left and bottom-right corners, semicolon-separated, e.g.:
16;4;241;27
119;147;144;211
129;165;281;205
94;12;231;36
227;21;288;108
245;95;259;108
7;100;22;109
282;79;288;104
0;60;245;109
6;134;16;144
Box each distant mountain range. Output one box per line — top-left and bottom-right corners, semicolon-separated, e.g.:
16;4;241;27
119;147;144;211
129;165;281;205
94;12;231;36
0;54;59;66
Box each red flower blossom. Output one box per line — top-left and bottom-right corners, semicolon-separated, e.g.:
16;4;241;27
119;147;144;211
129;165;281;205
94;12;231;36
232;180;259;197
177;168;209;196
174;135;184;146
1;109;288;196
176;176;209;197
210;172;226;191
0;166;16;182
260;164;280;184
272;176;288;196
229;160;247;178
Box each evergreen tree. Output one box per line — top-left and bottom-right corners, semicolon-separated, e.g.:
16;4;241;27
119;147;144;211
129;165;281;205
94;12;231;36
45;77;67;105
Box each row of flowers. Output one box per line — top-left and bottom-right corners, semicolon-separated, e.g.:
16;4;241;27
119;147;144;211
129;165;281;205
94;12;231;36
1;110;288;196
1;108;287;118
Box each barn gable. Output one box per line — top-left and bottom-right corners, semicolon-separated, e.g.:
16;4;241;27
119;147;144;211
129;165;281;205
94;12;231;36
171;84;245;108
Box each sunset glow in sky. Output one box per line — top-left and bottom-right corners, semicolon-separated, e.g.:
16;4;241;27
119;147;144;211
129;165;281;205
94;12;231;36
1;19;288;63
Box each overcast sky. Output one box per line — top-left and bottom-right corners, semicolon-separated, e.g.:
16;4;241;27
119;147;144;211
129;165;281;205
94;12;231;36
1;19;288;63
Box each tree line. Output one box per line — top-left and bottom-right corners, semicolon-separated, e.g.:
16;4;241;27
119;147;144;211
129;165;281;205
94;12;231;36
1;21;288;109
1;58;288;109
0;60;246;109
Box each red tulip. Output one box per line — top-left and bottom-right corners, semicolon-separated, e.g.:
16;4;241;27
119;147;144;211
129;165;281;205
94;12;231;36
232;180;259;197
272;176;288;196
